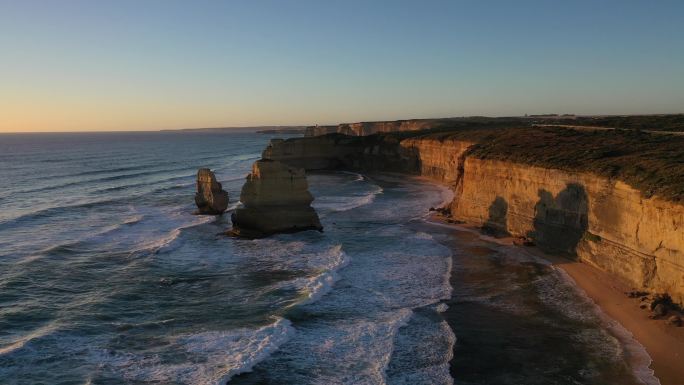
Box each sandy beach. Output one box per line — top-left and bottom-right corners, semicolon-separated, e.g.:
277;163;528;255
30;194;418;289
429;215;684;385
554;259;684;385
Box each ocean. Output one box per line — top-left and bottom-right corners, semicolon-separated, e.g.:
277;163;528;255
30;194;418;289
0;131;653;385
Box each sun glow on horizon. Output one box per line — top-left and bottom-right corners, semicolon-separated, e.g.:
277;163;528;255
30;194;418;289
2;0;683;132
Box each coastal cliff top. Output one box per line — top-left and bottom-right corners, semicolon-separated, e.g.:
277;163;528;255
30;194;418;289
401;125;684;202
275;116;684;202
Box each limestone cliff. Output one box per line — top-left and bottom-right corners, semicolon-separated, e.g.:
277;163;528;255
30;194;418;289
263;136;359;170
264;134;684;305
452;158;684;304
230;159;322;238
195;168;229;215
399;138;473;185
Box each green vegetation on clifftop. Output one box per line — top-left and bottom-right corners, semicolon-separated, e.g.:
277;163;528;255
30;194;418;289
394;126;684;202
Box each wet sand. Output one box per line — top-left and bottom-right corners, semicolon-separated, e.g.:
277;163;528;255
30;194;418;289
553;258;684;385
427;215;684;385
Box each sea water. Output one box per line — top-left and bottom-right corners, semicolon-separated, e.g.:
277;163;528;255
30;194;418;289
0;131;651;385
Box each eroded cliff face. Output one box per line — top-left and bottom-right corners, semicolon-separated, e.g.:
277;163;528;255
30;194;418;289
265;136;684;304
453;159;684;304
399;138;473;186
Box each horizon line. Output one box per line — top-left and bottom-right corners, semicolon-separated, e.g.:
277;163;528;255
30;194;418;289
2;112;682;134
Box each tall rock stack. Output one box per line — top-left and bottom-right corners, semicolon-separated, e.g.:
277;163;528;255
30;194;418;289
194;168;229;215
230;159;323;237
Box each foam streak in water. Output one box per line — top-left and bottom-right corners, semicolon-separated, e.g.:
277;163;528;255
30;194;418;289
100;318;295;385
552;267;661;385
291;245;350;307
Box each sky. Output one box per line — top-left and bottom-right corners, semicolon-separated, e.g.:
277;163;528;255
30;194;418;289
1;0;683;132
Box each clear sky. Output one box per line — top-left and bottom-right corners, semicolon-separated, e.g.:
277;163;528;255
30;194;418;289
1;0;683;132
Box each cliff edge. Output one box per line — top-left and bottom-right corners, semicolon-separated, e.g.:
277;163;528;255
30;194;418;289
263;126;684;305
304;118;464;137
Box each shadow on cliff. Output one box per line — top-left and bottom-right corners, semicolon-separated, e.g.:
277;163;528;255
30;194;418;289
528;183;588;257
483;196;510;237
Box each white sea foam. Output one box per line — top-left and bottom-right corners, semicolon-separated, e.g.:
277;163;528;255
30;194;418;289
290;245;351;306
254;217;455;384
552;267;660;385
339;170;365;182
270;309;415;385
386;315;456;385
186;318;295;385
146;212;215;254
413;231;434;240
425;206;657;384
378;310;415;385
476;248;653;384
23;205;212;259
314;184;384;213
97;318;294;385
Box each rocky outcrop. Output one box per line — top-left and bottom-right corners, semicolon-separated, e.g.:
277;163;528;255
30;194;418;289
263;135;684;305
230;159;323;238
195;168;229;215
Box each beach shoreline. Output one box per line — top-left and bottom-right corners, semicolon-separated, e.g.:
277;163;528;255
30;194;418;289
425;214;684;385
553;258;684;385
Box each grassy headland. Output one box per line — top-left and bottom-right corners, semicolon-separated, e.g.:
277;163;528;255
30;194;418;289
373;122;684;202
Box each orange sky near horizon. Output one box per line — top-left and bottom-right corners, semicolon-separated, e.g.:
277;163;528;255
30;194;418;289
3;2;683;133
1;99;309;132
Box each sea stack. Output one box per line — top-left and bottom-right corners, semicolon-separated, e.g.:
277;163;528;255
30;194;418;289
194;168;229;215
230;159;323;237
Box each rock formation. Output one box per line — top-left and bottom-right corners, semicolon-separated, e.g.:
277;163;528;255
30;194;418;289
263;131;684;306
194;168;229;215
230;159;322;237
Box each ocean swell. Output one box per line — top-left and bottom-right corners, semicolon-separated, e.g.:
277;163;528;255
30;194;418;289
289;244;351;307
91;318;295;385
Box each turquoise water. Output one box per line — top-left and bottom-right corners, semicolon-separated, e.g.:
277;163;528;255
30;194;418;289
0;132;652;385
